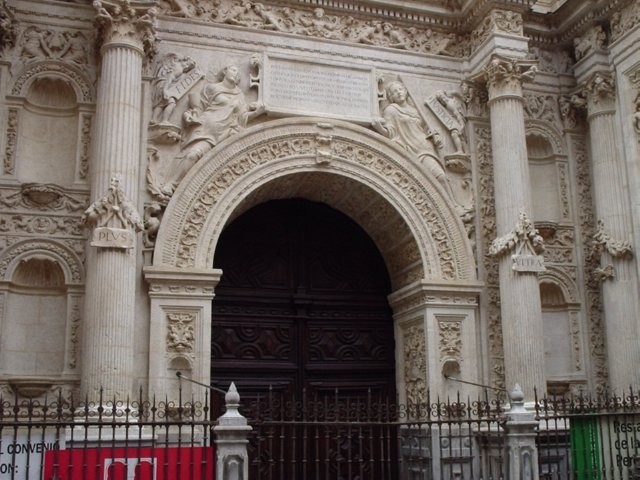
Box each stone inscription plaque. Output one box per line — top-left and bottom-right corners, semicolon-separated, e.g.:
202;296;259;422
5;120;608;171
91;227;135;249
263;56;375;124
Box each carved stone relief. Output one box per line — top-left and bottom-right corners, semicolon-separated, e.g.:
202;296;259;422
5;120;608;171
438;318;462;378
155;0;469;57
523;94;557;124
461;81;488;119
167;312;195;353
147;60;264;201
591;219;633;281
403;323;427;405
469;9;523;54
373;77;473;219
475;125;505;392
573;135;608;393
542;227;575;265
18;26;90;65
574;25;607;61
633;91;640;141
529;47;573;75
67;295;82;369
0;0;16;56
611;1;640;43
489;210;545;274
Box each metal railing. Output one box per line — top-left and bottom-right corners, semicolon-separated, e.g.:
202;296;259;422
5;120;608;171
0;389;215;480
536;388;640;480
242;388;508;480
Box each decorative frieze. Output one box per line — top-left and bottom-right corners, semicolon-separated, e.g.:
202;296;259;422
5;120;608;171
529;47;573;75
157;1;469;57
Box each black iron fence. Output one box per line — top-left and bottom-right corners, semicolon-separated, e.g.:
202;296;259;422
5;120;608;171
536;388;640;480
242;388;508;480
0;389;215;480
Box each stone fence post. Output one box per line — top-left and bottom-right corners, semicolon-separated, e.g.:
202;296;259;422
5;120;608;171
504;384;540;480
214;383;252;480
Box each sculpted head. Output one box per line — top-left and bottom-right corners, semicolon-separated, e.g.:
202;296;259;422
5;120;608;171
220;65;241;85
386;81;408;104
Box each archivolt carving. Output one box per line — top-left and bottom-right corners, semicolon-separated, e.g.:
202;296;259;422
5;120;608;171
0;239;83;284
11;61;94;103
538;266;578;304
154;118;475;286
525;122;565;156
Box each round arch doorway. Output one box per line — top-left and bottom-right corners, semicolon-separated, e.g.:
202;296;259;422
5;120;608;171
210;198;396;404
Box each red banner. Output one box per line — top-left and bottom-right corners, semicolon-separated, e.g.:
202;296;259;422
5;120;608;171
43;445;214;480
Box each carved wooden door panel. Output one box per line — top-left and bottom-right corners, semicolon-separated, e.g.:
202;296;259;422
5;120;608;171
210;199;396;403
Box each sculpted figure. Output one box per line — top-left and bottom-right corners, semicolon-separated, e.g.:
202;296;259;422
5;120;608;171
220;1;252;26
252;3;284;31
373;81;455;200
381;22;406;49
151;53;197;124
300;8;338;39
21;27;48;59
169;65;264;191
434;90;467;154
61;32;87;63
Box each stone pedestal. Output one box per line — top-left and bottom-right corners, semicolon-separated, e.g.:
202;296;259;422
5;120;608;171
214;383;252;480
504;384;540;480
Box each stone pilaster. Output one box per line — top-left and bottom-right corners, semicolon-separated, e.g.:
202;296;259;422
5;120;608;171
581;72;640;390
81;0;157;401
482;55;546;400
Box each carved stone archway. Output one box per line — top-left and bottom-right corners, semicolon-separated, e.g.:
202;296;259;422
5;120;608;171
145;117;481;402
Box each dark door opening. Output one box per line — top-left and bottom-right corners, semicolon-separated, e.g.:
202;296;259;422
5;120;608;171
211;198;396;401
210;199;398;479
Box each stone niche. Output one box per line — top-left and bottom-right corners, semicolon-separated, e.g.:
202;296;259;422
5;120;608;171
0;244;84;399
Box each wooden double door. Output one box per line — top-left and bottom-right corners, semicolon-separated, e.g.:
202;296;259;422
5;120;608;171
211;199;397;404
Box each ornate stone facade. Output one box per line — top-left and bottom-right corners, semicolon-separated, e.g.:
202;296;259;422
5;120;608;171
0;0;638;409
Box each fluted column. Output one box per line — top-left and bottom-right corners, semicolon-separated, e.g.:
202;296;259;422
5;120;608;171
81;1;156;401
482;55;546;400
582;72;640;391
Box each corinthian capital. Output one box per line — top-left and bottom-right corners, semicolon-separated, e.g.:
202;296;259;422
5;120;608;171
483;55;537;100
580;72;616;115
94;0;157;55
